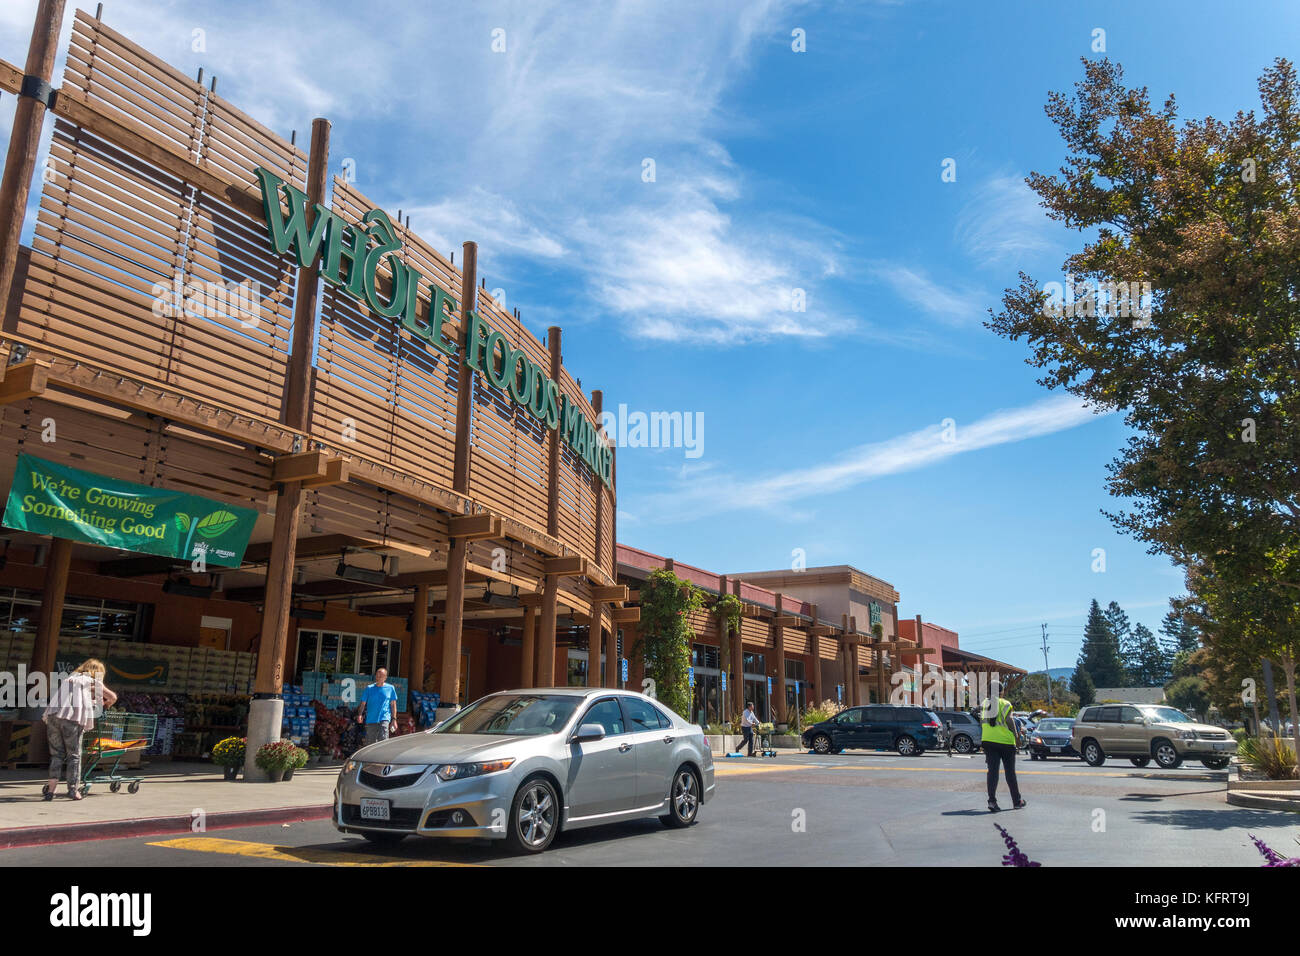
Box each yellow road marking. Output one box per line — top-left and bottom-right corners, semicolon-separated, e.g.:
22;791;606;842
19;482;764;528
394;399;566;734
713;761;806;775
147;837;480;867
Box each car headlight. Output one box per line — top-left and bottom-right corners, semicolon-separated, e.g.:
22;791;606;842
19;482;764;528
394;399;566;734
343;759;361;774
435;758;515;781
1177;730;1196;740
1031;736;1042;745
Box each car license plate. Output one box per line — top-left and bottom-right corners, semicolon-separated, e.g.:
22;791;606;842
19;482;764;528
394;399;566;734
1050;746;1061;753
1215;741;1235;751
360;798;390;821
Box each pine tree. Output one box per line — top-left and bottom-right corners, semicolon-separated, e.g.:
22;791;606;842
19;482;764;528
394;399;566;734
1070;665;1096;706
1104;600;1134;686
1129;623;1168;686
1077;599;1125;688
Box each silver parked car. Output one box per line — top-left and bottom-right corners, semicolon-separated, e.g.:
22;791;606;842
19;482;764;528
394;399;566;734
333;687;715;853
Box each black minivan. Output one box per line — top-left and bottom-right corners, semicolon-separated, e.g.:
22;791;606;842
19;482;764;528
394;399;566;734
801;704;943;756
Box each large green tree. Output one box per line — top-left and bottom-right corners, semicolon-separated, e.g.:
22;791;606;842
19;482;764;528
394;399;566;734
1104;601;1134;686
986;57;1300;745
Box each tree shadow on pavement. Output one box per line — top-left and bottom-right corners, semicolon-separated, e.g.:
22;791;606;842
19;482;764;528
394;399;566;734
1128;806;1300;831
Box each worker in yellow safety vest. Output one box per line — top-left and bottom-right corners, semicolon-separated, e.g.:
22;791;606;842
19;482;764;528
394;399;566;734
980;680;1026;812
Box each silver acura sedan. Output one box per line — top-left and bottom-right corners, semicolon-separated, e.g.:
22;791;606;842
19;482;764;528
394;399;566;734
333;687;715;853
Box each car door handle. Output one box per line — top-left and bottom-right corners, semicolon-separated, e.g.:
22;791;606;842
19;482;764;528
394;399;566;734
618;742;632;753
663;736;675;744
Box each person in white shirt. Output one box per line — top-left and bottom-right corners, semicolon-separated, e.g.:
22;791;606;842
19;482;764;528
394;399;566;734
42;659;116;801
736;701;760;757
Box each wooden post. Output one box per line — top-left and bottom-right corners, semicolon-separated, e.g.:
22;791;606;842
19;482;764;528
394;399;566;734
545;327;561;538
408;584;429;693
31;536;71;677
439;240;477;710
520;603;536;686
914;613;924;706
810;603;822;706
538;573;558;685
730;579;744;714
0;0;64;312
252;117;329;708
588;388;606;687
604;593;619;689
773;593;787;723
841;614;853;706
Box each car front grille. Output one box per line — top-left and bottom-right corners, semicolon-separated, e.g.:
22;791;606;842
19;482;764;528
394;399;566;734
359;769;421;791
1199;731;1228;740
340;804;424;829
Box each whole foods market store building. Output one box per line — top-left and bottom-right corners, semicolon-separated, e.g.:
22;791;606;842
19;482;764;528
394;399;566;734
0;7;633;776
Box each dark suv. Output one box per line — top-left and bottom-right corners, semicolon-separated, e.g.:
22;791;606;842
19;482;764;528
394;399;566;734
802;704;943;756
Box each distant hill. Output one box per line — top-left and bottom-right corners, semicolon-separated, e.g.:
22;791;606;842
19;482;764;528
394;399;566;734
1027;668;1074;681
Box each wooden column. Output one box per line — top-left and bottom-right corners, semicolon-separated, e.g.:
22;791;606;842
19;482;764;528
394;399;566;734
841;615;853;706
0;0;64;311
439;240;478;708
730;579;744;713
408;583;429;693
254;117;330;699
604;598;620;689
914;613;925;706
587;388;606;688
879;630;892;705
773;593;787;723
520;603;537;686
545;327;562;537
31;536;71;677
538;573;558;686
440;537;468;705
810;603;822;706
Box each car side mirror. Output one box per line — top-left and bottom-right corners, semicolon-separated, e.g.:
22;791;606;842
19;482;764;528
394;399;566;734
572;723;605;743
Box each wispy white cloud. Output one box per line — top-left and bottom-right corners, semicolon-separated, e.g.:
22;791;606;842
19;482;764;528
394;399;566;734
956;173;1061;267
867;262;986;326
640;394;1109;518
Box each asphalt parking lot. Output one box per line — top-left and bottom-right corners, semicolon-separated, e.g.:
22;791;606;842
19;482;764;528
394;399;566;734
4;749;1288;867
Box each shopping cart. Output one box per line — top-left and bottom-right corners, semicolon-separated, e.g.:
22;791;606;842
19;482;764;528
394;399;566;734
755;722;778;758
76;712;157;795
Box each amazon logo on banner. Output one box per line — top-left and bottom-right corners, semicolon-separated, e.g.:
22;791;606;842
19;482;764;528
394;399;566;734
55;654;169;687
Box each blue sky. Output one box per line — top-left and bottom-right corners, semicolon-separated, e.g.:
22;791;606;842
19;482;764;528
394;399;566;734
1;0;1295;672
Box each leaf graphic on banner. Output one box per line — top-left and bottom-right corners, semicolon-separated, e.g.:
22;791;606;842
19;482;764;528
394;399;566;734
195;510;238;539
175;514;190;533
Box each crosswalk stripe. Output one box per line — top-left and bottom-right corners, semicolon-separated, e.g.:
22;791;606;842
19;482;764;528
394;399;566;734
147;837;481;867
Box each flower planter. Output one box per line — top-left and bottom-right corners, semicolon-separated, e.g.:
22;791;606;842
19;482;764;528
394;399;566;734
283;767;295;781
266;768;285;783
221;764;239;781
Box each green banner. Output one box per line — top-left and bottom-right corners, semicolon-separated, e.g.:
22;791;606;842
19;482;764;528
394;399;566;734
3;454;257;568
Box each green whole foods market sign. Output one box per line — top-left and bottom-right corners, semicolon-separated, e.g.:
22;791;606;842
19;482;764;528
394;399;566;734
3;455;257;568
255;167;613;488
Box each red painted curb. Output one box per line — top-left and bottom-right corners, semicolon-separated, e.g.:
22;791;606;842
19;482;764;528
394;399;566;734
0;804;333;849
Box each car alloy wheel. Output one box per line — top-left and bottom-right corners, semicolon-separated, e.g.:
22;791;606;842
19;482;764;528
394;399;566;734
952;734;973;754
1153;742;1183;769
510;778;558;853
897;735;917;756
812;734;832;755
662;767;700;828
1082;740;1105;766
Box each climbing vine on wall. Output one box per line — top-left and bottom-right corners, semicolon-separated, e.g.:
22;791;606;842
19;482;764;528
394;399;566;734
633;568;704;719
713;592;743;667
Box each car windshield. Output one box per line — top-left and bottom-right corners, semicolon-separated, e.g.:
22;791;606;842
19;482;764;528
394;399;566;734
1142;706;1193;724
1037;719;1072;731
436;694;581;735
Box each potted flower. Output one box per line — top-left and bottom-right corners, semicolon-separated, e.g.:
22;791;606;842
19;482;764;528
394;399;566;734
254;740;297;782
211;736;246;781
283;745;309;781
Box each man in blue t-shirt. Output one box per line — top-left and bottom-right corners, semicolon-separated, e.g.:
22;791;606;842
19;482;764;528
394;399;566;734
357;668;399;745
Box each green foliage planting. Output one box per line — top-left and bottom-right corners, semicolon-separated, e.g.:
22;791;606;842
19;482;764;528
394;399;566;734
634;568;704;720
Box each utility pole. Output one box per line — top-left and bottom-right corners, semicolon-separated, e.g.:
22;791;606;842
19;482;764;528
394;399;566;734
1041;624;1053;707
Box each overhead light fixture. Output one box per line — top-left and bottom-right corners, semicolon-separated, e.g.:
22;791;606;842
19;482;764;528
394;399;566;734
292;605;326;621
336;550;386;586
163;577;214;598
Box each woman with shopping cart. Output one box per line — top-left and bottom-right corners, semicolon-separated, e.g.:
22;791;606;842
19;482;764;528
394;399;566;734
41;659;117;801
